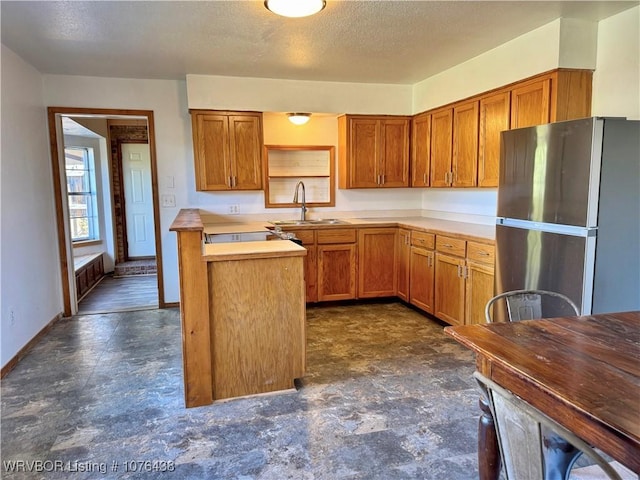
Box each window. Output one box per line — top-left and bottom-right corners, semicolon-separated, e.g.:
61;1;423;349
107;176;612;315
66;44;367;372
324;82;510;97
65;146;99;242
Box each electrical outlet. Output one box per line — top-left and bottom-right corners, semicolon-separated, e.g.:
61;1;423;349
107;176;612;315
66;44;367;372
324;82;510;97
10;309;15;327
228;204;240;214
161;194;176;208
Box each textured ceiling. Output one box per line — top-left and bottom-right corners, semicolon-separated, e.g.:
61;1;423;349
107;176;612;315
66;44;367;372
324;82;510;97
1;1;637;85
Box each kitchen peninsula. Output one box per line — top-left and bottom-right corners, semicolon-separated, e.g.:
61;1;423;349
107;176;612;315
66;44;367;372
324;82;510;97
170;209;307;408
172;209;495;407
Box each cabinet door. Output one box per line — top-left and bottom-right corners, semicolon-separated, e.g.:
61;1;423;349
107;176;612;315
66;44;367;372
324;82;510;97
192;113;232;191
510;77;551;129
430;108;453;187
348;118;380;188
411;113;431;187
465;261;494;325
396;229;411;301
318;244;357;301
452;100;479;187
228;114;263;190
434;253;465;326
379;119;409;187
288;229;317;303
478;91;510;187
358;228;397;297
304;245;318;303
410;247;435;314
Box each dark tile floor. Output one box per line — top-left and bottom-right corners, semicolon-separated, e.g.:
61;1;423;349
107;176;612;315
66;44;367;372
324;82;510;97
1;302;483;479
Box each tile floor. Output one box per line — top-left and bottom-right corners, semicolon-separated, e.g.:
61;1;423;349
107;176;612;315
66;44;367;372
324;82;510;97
1;302;483;479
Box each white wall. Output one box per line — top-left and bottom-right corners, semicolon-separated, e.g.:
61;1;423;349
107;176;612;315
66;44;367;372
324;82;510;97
42;75;191;305
592;6;640;120
1;45;62;367
187;75;413;115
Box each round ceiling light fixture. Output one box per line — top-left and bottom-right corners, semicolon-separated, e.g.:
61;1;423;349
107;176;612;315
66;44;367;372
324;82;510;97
287;113;311;125
264;0;326;18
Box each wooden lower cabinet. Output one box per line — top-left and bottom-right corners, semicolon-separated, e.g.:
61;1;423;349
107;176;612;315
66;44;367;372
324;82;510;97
359;228;397;298
465;261;495;325
410;246;435;314
304;245;318;303
465;241;496;324
434;252;466;326
318;244;357;301
396;229;411;301
288;229;318;303
209;255;305;400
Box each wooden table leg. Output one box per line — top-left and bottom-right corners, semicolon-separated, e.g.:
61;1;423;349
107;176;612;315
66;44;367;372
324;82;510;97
478;396;501;480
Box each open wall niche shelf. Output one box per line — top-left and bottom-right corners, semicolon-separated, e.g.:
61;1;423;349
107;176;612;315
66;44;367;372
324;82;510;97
263;145;335;208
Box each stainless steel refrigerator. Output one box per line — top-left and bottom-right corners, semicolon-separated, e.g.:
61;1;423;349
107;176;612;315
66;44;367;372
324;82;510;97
495;117;640;317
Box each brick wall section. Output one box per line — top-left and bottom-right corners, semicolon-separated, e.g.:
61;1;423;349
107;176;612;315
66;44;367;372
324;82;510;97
109;126;148;263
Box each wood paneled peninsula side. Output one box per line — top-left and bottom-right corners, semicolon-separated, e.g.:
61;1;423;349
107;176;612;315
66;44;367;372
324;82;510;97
170;209;307;408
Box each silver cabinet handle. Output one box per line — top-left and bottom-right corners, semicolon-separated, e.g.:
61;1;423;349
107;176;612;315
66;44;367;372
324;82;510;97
423;173;427;185
381;174;385;185
479;251;490;256
443;243;453;248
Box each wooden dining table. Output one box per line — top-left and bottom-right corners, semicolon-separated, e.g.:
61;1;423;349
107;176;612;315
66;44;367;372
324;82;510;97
445;310;640;480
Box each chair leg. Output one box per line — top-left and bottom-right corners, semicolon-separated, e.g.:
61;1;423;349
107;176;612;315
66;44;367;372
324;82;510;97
542;430;582;480
478;395;502;480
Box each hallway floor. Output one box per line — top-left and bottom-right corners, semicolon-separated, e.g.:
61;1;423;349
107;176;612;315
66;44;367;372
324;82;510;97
2;302;482;479
77;274;158;314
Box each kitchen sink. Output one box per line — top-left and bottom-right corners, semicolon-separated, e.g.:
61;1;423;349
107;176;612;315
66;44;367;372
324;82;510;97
269;218;350;226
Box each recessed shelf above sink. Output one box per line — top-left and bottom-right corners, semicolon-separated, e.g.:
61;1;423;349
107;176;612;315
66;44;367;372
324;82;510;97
269;219;350;226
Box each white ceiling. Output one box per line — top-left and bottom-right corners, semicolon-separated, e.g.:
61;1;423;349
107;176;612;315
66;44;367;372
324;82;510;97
2;1;637;85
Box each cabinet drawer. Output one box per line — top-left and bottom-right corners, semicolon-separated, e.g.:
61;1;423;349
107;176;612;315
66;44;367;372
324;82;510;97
288;229;316;245
317;228;357;244
467;241;495;264
436;236;466;257
411;231;435;249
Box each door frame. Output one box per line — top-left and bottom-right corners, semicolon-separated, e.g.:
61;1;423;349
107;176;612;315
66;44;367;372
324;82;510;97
47;107;165;316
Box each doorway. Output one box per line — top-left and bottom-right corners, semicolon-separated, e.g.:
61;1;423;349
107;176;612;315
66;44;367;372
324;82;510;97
48;107;165;316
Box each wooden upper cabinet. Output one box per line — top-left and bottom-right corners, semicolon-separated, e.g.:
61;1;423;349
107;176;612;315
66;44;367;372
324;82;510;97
345;117;379;188
429;108;453;187
452;100;479;187
338;115;410;189
228;115;263;190
511;70;593;129
411;113;431;187
510;77;551;129
478;90;511;188
379;119;410;187
191;110;263;191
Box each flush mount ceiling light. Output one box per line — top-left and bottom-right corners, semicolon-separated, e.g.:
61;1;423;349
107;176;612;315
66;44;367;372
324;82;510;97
287;113;311;125
264;0;326;18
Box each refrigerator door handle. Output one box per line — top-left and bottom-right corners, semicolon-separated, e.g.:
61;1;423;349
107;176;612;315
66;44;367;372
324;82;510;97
496;217;597;238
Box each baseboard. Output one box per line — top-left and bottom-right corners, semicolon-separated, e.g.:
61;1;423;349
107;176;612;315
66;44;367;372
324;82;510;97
163;302;180;308
1;312;65;378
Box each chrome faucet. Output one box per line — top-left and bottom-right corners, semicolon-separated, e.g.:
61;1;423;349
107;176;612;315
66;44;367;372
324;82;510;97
293;181;307;221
